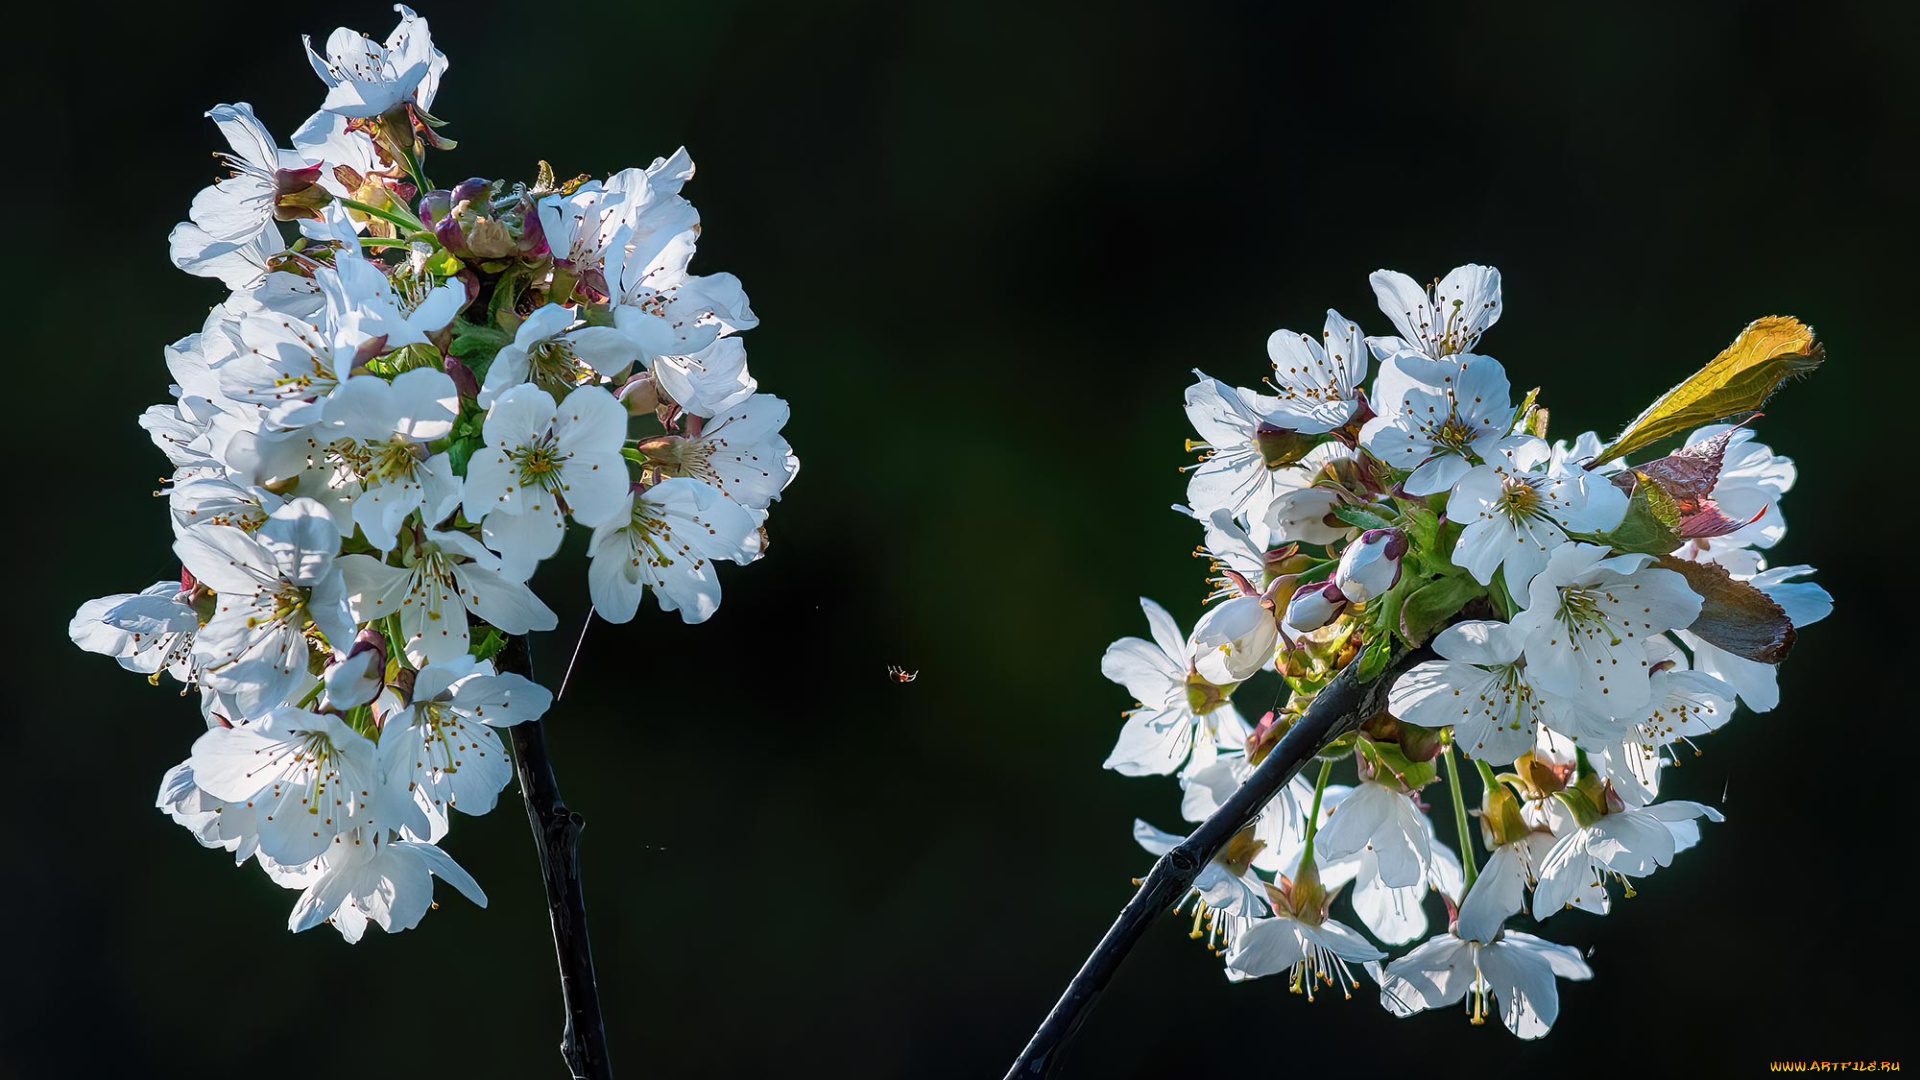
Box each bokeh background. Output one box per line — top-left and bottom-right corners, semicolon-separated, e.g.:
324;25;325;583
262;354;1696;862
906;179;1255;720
7;1;1914;1075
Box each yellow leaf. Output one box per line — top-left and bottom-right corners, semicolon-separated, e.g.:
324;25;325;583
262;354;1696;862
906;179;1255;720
1596;316;1823;464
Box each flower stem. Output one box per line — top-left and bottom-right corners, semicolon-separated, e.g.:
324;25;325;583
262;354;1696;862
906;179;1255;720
1003;647;1426;1079
1298;759;1334;869
338;196;426;234
1443;743;1478;895
497;636;615;1080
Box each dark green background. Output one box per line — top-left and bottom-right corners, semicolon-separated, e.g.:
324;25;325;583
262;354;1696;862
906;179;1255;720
10;1;1912;1075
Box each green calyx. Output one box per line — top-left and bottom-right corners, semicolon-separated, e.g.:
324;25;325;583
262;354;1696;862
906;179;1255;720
1552;752;1610;828
1183;672;1235;716
1255;425;1320;469
1474;759;1531;848
1357;734;1438;792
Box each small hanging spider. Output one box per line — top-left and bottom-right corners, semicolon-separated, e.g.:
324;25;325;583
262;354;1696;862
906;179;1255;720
886;665;919;683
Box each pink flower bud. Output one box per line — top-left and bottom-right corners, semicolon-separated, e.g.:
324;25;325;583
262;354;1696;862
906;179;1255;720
618;372;661;416
1285;581;1348;631
1334;527;1406;603
323;629;387;710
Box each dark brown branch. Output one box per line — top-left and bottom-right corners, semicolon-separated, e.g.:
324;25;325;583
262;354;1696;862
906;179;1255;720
498;636;615;1080
1003;649;1425;1079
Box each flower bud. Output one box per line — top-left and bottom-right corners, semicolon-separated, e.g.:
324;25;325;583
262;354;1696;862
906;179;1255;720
1284;580;1348;631
323;629;387;710
1334;527;1407;602
1245;710;1291;765
422;178;524;259
617;372;660;416
1192;594;1281;683
418;188;452;227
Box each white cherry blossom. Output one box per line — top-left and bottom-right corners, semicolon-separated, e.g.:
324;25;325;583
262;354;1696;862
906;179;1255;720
1359;353;1514;496
168;104;311;286
70;582;199;682
1224;902;1383;994
1389;621;1605;766
1451;437;1628;599
338;528;558;667
318;368;462;549
157;761;263;863
1191;586;1283;684
1378;928;1591;1038
1314;778;1432;890
187;707;380;864
1100;598;1246;776
1262;308;1371;433
477;303;639;407
304;5;447;119
176;499;355;715
1366;264;1503;361
81;11;799;953
639;393;794;510
1183;372;1321;522
382;656;551;833
1261;445;1356;547
464;384;631;579
1135;820;1270;955
587;478;761;624
1532;799;1723;920
1509;544;1702;716
285;832;485;942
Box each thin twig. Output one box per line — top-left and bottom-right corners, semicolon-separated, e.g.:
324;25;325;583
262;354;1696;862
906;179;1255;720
1003;648;1425;1079
498;636;615;1079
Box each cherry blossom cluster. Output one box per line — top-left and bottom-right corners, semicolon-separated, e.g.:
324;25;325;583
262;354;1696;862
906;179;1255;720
1104;265;1827;1036
69;6;796;941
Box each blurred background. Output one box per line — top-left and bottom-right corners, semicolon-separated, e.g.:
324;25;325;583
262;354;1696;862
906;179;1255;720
7;0;1913;1075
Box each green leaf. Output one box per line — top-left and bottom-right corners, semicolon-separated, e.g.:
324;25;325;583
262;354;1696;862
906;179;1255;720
1355;632;1393;681
1506;386;1540;436
1600;472;1684;555
1332;504;1395;531
1398;573;1487;644
1597;316;1823;464
445;435;484;477
472;628;507;662
421;248;465;277
1398;504;1454;576
488;265;532;329
1314;731;1359;762
1400;504;1440;553
449;318;512;380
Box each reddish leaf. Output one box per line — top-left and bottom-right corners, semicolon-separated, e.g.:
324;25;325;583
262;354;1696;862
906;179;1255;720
1656;555;1797;663
1677;503;1766;540
1613;423;1769;539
